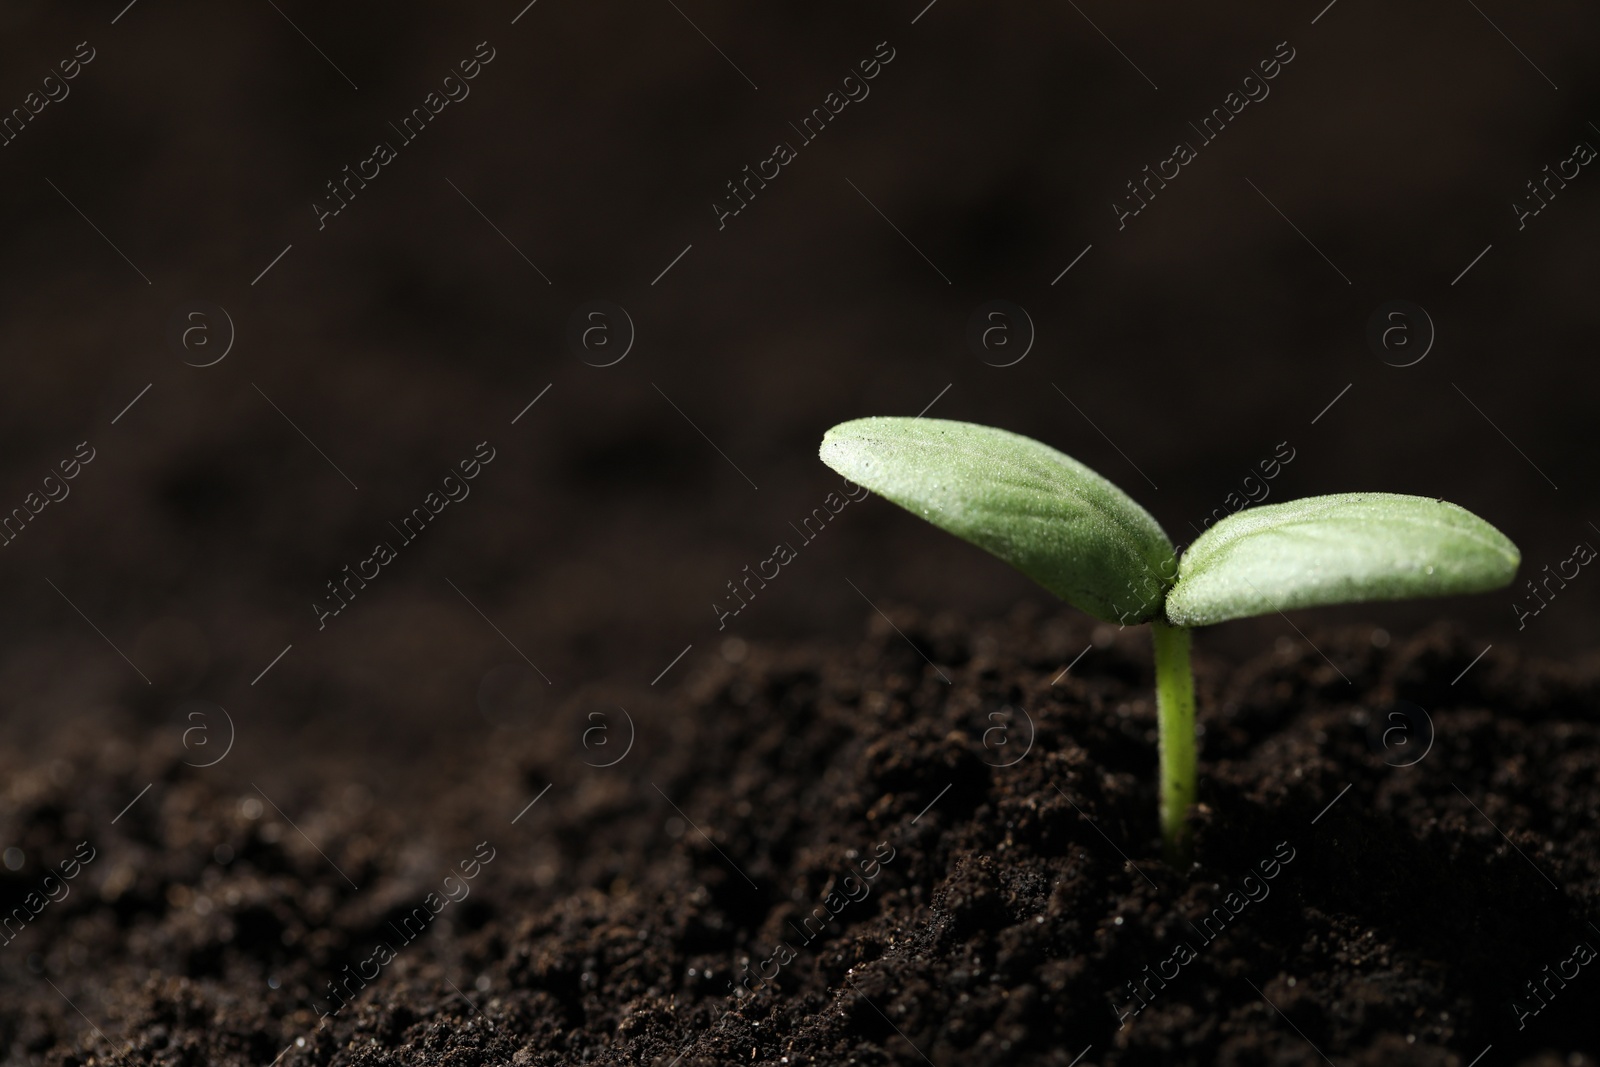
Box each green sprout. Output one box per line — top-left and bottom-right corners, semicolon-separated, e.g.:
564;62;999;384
819;417;1520;861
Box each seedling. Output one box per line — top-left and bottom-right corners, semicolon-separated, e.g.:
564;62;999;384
820;417;1520;861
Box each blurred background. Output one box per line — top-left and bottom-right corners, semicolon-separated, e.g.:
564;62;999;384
0;0;1594;780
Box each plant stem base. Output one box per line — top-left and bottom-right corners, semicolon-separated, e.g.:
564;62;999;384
1151;619;1197;863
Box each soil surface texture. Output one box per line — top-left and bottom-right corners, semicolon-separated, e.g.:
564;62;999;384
4;607;1598;1066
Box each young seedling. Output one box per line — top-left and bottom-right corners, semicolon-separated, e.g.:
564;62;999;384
820;417;1520;861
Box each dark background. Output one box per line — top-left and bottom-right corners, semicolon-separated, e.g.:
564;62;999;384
0;0;1593;841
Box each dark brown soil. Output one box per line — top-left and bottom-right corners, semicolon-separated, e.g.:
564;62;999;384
5;607;1598;1066
1;2;1596;1065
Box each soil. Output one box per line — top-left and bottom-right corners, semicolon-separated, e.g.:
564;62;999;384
0;2;1596;1065
5;607;1598;1067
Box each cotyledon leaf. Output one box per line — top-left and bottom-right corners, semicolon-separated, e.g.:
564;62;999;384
1164;492;1520;627
819;417;1176;624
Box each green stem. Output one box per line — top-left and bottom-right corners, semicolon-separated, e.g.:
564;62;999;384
1150;619;1196;864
